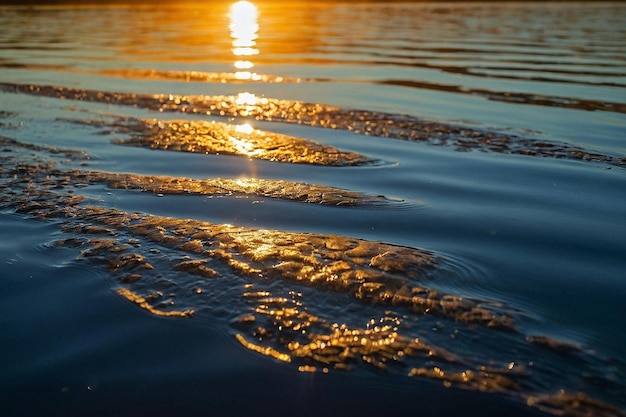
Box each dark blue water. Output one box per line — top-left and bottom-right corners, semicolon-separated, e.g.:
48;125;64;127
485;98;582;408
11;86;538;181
1;2;625;416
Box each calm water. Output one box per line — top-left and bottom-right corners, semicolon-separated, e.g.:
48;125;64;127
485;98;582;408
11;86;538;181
1;2;625;416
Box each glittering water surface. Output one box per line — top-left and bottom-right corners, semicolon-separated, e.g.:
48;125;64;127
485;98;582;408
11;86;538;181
1;2;625;417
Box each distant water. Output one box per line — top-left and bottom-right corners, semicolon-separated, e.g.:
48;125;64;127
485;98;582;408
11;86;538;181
1;2;625;416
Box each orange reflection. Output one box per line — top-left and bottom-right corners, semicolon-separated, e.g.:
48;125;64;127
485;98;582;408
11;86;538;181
229;1;261;175
229;1;260;81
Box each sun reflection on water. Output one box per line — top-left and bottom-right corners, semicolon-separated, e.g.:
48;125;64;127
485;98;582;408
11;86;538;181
235;123;254;135
229;1;259;81
231;122;260;157
229;1;261;167
229;135;257;156
235;91;259;106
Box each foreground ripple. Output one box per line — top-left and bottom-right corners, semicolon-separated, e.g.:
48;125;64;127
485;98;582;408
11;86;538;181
1;135;624;417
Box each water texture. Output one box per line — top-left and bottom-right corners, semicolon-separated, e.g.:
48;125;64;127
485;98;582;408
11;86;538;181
1;2;625;416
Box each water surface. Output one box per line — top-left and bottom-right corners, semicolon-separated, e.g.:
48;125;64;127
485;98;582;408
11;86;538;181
1;2;625;416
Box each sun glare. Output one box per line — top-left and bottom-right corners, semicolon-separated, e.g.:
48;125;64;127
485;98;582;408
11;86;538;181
230;136;257;156
235;71;254;80
235;92;258;106
234;60;254;70
235;123;255;135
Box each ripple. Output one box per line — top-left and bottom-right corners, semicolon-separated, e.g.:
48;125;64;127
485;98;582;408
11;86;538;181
378;79;626;113
92;66;626;112
2;102;625;417
99;68;307;84
0;138;391;208
2;82;624;168
105;117;374;166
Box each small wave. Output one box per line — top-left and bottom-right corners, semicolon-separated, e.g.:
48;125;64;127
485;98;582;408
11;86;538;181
2;82;624;169
106;117;373;167
0;136;393;208
378;79;626;114
99;68;307;84
85;65;626;112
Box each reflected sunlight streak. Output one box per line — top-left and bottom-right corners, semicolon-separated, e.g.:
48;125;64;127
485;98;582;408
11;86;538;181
235;91;259;106
234;60;254;70
234;71;255;80
229;1;261;165
230;137;257;156
235;123;255;135
231;123;260;157
229;1;259;81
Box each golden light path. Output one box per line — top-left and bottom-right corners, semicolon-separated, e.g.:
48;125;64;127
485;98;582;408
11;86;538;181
229;1;260;81
229;1;262;161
